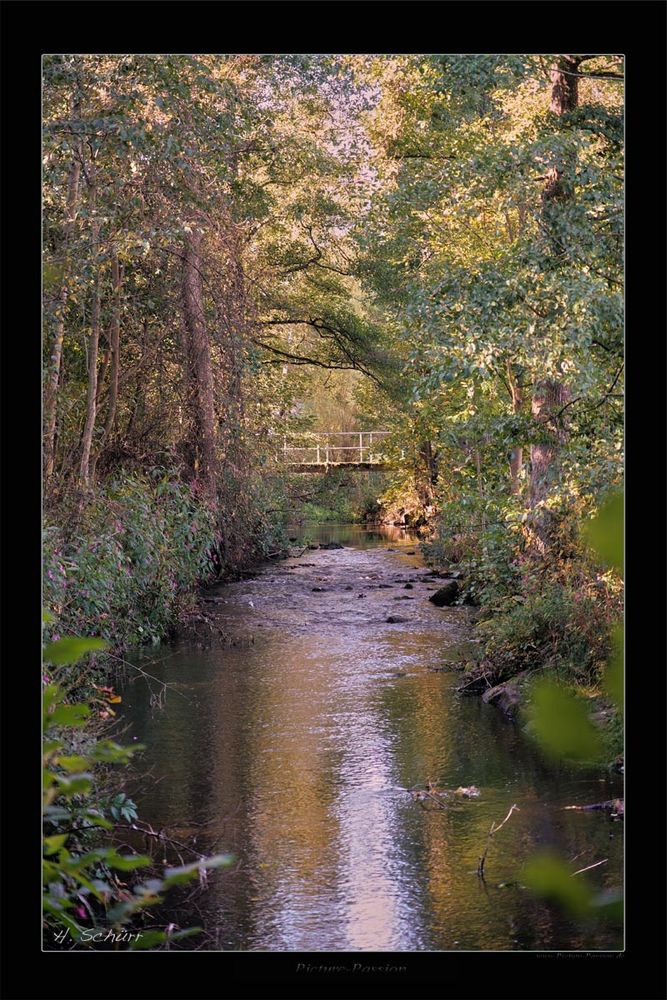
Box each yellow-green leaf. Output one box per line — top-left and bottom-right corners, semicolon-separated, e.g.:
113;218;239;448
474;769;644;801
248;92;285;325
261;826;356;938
521;851;592;916
583;491;623;574
43;637;108;665
604;623;623;711
525;677;603;762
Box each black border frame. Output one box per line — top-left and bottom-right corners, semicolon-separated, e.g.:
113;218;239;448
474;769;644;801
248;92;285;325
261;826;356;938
1;4;665;998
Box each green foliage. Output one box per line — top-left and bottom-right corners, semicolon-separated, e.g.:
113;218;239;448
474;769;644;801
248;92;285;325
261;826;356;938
109;793;138;824
289;468;386;524
44;637;109;665
525;678;603;762
477;579;615;686
43;474;218;652
604;622;623;712
522;490;623;763
521;851;622;921
583;492;623;575
43;638;232;950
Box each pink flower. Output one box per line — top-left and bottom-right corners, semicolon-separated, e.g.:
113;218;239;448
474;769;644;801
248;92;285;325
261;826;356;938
75;906;87;920
42;674;50;685
53;634;61;642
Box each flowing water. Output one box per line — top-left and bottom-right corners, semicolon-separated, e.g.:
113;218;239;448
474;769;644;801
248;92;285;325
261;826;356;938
119;524;623;951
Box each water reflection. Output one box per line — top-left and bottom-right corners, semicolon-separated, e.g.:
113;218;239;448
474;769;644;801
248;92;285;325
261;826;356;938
121;527;623;951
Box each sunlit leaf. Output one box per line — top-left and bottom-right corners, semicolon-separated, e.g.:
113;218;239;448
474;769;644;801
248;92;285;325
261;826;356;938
56;754;89;772
44;834;68;856
47;703;91;729
104;851;152;871
43;637;108;665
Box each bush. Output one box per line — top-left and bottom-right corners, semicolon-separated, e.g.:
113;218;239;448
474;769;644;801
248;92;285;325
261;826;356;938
422;493;522;606
43;473;219;654
476;580;616;686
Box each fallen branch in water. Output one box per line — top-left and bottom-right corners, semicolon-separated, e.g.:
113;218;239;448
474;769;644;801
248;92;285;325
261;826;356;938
414;788;449;810
114;821;208;864
572;858;608;876
563;799;623;816
456;671;494;694
477;803;519;878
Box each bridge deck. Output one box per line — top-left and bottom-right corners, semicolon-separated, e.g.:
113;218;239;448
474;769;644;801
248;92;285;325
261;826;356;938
287;461;391;474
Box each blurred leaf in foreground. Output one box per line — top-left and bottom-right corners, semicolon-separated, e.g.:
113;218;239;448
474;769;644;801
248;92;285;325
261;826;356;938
583;491;623;575
525;677;604;762
604;622;624;712
43;637;108;665
521;852;592;916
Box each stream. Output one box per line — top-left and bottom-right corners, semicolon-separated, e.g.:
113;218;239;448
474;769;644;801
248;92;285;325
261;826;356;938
119;524;623;951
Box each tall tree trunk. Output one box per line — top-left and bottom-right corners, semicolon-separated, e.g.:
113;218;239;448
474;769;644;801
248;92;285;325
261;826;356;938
181;229;217;493
91;253;122;478
43;105;82;480
79;175;101;488
529;379;570;551
506;358;524;495
528;55;581;546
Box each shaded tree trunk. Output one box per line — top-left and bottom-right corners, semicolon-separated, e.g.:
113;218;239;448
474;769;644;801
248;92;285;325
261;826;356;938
43;104;82;480
528;54;581;546
181;229;217;493
529;379;570;551
91;253;123;477
78;172;101;487
506;359;524;494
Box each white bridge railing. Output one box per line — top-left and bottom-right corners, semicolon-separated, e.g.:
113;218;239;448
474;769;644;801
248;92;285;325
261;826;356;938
280;431;399;466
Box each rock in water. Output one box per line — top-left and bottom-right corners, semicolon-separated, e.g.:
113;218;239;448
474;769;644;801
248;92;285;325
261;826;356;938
320;542;344;550
386;615;407;623
481;677;524;718
428;581;459;606
454;785;481;798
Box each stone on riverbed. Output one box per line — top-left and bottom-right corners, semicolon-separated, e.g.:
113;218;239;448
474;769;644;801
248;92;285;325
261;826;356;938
386;615;407;623
428;581;459;606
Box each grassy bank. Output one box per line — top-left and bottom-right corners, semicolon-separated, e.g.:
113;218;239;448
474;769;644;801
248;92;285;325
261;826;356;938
43;470;290;688
420;492;624;763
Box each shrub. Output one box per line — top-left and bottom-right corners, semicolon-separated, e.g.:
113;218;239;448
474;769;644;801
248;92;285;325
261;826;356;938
43;473;218;653
476;580;615;686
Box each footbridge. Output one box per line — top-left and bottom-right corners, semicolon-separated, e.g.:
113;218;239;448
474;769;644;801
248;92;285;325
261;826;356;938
279;431;401;472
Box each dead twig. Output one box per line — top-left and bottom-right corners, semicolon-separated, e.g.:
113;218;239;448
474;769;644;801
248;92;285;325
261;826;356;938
572;858;608;877
477;803;519;878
